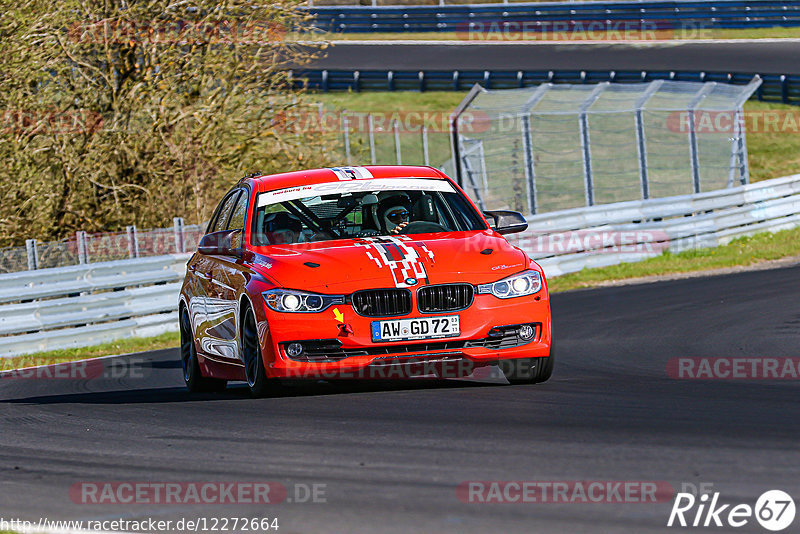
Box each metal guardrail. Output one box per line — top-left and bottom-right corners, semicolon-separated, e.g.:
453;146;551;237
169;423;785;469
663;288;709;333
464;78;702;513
508;173;800;276
1;173;798;357
307;0;800;32
293;69;800;104
0;218;204;275
0;254;188;358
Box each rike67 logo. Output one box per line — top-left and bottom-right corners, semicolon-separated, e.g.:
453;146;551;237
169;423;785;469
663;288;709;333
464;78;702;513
668;489;795;531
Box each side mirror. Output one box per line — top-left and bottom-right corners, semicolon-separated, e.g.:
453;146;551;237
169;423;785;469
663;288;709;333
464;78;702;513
483;210;529;235
198;229;244;258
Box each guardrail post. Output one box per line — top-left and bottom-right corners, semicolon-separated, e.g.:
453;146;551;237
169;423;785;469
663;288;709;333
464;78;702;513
422;126;430;166
173;217;185;254
781;75;788;104
127;225;139;259
353;70;360;92
25;239;38;270
320;70;329;92
76;231;89;264
368;114;376;165
393;119;402;165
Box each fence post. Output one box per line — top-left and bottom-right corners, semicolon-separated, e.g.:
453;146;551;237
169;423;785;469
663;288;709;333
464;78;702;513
393;119;402;165
343;112;352;165
127;225;139;259
368;114;376;164
519;83;550;215
521;116;537;214
635;112;649;199
687;83;716;194
735;108;750;185
76;231;89;264
634;80;663;200
25;239;38;270
173;217;185;254
577;82;609;207
449;84;484;188
422;125;430;166
731;76;760;186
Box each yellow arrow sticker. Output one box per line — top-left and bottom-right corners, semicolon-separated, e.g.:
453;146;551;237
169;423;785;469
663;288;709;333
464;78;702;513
333;307;345;323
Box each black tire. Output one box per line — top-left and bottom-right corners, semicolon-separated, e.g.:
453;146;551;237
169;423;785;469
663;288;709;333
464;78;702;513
500;345;555;385
241;305;279;397
180;307;227;393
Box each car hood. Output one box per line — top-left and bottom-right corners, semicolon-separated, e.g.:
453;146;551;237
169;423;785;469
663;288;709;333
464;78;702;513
249;231;529;293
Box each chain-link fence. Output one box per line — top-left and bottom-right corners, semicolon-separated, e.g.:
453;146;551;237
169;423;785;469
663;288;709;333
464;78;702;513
2;219;205;274
338;110;454;170
451;78;762;214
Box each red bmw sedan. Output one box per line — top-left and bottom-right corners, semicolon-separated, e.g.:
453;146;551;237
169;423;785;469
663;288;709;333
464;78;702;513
179;165;553;396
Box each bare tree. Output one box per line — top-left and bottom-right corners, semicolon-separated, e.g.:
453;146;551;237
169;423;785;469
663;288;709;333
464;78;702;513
0;0;335;245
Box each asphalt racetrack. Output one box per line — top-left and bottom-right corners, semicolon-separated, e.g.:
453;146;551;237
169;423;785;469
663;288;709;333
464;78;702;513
307;40;800;75
1;264;799;533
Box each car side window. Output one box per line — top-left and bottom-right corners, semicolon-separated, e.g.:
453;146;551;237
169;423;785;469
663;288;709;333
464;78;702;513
210;192;240;233
227;189;249;231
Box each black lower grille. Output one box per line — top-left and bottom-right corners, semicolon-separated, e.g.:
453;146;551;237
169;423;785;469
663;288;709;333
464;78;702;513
352;289;411;317
417;283;474;313
282;323;539;363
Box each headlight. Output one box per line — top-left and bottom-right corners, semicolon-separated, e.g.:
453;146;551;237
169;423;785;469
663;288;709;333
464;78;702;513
263;289;344;313
477;270;542;299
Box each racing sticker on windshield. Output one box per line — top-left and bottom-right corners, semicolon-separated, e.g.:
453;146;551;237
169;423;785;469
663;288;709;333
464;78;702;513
330;166;373;180
356;236;435;288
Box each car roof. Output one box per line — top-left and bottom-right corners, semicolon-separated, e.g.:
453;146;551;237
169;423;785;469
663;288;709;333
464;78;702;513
244;165;450;193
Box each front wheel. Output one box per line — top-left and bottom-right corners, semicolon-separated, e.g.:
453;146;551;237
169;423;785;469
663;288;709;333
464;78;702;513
241;305;280;397
180;307;227;393
500;346;555;385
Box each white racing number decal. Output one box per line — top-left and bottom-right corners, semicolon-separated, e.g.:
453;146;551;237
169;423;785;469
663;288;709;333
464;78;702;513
356;236;435;289
330;167;373;180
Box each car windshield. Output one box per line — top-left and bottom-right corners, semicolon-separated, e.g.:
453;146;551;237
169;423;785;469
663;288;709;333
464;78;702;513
252;178;486;246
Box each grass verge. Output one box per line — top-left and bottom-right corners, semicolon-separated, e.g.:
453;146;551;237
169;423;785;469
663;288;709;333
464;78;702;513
547;227;800;292
1;331;179;371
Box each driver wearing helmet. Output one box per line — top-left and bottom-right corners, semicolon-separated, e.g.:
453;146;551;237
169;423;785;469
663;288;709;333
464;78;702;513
374;194;412;235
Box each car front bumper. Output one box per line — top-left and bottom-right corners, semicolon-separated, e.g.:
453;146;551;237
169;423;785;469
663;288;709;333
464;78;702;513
260;293;551;379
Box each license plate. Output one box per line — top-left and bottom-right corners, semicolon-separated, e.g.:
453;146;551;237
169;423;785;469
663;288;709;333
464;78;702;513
371;315;460;342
